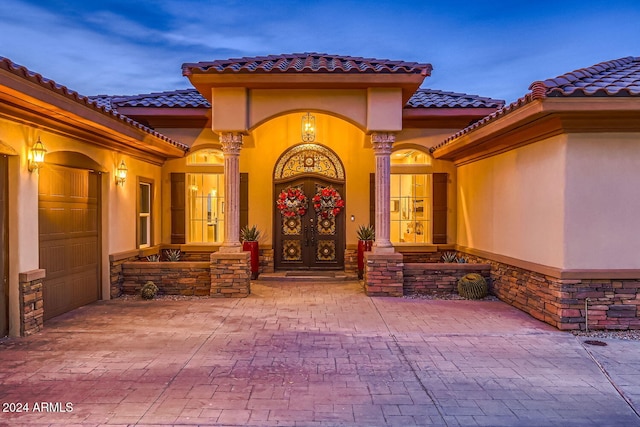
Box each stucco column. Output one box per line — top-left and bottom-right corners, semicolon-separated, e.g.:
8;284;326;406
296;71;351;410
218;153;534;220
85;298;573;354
219;132;243;253
371;132;395;253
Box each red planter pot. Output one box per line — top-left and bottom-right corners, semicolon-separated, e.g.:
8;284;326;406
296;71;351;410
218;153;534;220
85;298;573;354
357;240;373;279
242;241;260;279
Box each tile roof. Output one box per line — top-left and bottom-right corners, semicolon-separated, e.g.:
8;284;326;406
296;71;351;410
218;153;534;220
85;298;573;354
535;56;640;97
0;57;189;152
90;90;211;109
96;88;502;112
431;56;640;153
183;53;432;76
406;89;504;108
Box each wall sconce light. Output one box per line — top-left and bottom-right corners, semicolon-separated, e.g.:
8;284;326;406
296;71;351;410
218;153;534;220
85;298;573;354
28;137;47;172
301;112;315;142
115;160;128;186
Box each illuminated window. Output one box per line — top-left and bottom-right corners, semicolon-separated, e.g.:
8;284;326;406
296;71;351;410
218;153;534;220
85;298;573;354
390;174;432;244
187;148;224;166
188;173;224;243
138;181;152;248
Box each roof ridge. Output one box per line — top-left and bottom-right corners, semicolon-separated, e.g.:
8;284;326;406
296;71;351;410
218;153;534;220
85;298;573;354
183;52;432;76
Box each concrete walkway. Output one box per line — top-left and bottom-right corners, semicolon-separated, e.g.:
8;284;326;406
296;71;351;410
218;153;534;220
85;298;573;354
0;281;639;427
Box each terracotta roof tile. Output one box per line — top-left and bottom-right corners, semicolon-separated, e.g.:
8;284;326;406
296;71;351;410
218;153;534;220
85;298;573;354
406;89;504;109
534;56;640;97
432;56;640;153
183;53;432;76
0;57;189;152
96;87;501;113
90;89;210;109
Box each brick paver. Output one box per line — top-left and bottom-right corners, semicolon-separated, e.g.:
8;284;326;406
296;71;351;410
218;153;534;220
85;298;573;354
0;281;638;426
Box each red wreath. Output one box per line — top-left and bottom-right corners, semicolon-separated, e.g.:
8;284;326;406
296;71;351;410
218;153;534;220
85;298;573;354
277;187;308;217
313;186;344;218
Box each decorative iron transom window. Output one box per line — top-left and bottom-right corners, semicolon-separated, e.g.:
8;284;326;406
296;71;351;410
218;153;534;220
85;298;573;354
274;143;345;180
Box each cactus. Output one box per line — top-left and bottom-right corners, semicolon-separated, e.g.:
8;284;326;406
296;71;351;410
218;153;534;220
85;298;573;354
141;281;158;300
240;225;260;242
356;224;375;241
146;254;160;262
164;249;181;262
441;251;458;263
457;273;488;299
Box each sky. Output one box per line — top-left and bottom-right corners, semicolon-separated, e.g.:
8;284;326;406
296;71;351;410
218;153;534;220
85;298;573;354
1;0;639;104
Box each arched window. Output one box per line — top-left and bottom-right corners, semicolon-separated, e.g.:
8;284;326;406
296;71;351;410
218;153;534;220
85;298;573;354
391;148;432;166
390;148;433;244
187;148;224;166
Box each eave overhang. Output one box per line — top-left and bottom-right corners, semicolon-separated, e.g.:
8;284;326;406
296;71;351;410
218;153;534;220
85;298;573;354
402;107;499;129
432;98;640;165
115;107;211;129
0;60;188;165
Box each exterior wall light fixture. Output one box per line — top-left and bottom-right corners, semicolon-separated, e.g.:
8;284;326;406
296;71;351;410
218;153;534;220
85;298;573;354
28;137;47;172
116;160;128;186
301;112;315;142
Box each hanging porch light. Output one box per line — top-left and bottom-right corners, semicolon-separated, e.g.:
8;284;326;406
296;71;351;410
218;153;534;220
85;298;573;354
301;112;315;142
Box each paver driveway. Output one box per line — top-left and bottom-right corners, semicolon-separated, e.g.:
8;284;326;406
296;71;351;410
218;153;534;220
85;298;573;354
1;281;639;426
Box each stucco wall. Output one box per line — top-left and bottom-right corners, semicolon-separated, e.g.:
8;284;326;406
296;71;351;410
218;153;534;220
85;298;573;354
456;135;567;269
0;117;165;335
564;132;640;269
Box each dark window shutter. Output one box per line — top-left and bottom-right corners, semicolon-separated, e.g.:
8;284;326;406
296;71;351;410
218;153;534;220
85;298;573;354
369;173;375;227
170;173;185;244
240;173;248;232
432;173;448;244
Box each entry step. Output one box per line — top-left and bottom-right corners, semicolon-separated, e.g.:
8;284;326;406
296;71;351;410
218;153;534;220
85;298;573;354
257;271;358;282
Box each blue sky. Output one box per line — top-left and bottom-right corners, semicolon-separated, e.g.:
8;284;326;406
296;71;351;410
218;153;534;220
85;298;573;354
1;0;639;103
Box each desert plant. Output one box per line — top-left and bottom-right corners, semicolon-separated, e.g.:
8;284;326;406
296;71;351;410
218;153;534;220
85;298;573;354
140;281;158;300
457;273;488;299
441;251;458;263
240;225;260;242
356;224;375;241
164;249;181;262
146;254;160;262
456;256;468;263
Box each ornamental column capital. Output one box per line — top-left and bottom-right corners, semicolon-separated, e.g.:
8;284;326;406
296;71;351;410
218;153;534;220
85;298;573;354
371;132;395;154
219;132;243;155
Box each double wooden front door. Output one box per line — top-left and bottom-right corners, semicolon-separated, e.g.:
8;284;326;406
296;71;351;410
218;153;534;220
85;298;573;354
274;178;345;270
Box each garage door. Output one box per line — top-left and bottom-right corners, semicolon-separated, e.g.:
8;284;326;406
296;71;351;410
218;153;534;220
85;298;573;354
39;164;100;320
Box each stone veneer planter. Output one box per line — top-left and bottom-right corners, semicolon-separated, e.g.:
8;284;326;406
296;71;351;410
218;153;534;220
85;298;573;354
462;253;640;331
403;263;491;295
121;262;211;296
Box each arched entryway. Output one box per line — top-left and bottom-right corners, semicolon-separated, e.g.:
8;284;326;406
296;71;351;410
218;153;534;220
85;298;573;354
273;143;346;270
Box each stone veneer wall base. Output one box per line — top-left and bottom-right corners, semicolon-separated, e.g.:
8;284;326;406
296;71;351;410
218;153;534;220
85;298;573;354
210;252;251;298
364;252;404;297
461;252;640;331
19;269;45;337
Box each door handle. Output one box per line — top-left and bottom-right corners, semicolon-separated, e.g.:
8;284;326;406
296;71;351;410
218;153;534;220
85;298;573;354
310;219;316;247
304;225;309;247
